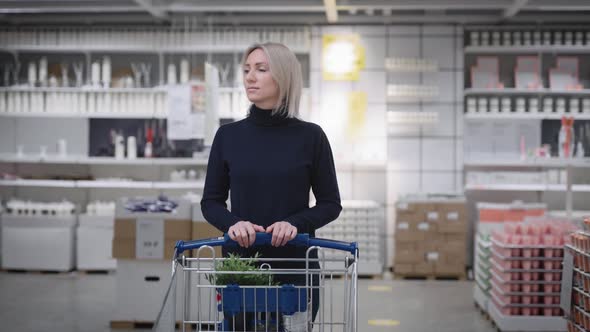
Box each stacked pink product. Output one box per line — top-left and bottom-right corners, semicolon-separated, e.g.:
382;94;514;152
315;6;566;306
490;220;577;316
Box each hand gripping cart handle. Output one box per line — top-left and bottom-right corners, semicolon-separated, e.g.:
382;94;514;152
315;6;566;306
154;233;359;332
174;233;359;257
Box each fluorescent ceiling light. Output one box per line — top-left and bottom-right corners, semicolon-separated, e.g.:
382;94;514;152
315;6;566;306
323;0;338;23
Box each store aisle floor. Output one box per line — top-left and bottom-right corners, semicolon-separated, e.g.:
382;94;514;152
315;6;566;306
0;272;495;332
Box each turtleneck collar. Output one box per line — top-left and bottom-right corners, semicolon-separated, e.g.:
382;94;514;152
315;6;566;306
247;103;296;127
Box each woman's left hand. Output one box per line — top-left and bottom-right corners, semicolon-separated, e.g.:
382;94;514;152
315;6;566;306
266;221;297;247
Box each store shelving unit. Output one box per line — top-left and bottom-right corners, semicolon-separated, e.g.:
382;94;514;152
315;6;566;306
463;26;590;221
0;179;205;190
465;45;590;54
0;154;208;165
0;26;311;215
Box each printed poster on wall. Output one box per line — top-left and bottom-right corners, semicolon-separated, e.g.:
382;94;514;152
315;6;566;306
167;84;206;140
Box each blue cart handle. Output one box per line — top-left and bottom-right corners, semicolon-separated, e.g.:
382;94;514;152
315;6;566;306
175;233;357;257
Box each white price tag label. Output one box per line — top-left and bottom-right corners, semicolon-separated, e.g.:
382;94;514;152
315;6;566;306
136;218;164;259
447;212;459;221
397;202;409;210
397;222;409;230
426;252;439;261
427;212;439;221
418;222;430;231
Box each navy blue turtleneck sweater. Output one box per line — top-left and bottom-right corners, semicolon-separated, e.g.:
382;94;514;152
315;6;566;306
200;104;342;263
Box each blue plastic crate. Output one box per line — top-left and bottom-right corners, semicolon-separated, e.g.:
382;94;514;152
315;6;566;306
220;284;307;316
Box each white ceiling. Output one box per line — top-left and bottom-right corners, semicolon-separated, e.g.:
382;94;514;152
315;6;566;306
0;0;590;25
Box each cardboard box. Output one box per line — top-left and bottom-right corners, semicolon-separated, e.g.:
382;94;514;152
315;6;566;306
438;202;467;221
437;217;468;234
396;210;424;225
435;262;465;276
112;218;192;260
394;263;414;275
191;222;223;258
445;233;467;244
414;262;435;275
394;241;422;264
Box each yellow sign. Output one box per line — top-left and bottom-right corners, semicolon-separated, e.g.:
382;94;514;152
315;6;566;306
368;319;400;327
322;34;365;81
347;91;367;139
368;285;393;292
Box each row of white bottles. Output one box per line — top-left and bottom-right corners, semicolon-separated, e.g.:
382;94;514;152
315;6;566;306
0;90;168;115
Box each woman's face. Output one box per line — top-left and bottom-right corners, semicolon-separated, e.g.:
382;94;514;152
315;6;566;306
243;48;280;109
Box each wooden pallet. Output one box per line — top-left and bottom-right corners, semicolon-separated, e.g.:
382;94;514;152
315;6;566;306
110;321;208;330
77;269;114;275
394;273;467;281
2;269;73;275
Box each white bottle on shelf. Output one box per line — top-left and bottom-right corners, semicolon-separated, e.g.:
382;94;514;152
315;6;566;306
543;97;553;113
543;31;552;45
554;31;563;45
533;31;541;45
114;134;125;160
501;97;511;113
492;31;501;46
570;98;580;114
38;57;48;86
582;98;590;114
480;31;490;46
502;31;511;45
528;98;539;113
126;136;137;159
516;97;526;113
102;56;111;88
513;31;522;45
556;98;566;114
470;31;479;46
167;63;177;85
180;58;190;84
489;97;500;113
91;62;101;87
28;62;37;87
575;31;584;45
523;31;531;45
0;91;5;112
478;97;488;113
564;31;573;45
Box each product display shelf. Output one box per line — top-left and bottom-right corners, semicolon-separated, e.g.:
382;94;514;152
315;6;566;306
0;179;205;190
464;158;590;168
465;183;567;192
0;45;311;54
487;237;565;327
0;154;208;166
465;113;590;120
315;201;384;276
488;300;567;332
0;111;166;119
474;282;490;313
564;231;590;331
465;45;590;54
464;88;590;96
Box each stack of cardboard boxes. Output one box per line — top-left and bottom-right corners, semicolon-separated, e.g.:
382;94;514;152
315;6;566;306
394;197;468;278
110;197;223;325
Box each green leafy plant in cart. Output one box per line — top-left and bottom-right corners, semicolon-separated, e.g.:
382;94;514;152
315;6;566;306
206;253;278;286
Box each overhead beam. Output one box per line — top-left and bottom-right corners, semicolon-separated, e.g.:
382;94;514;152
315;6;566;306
133;0;169;21
503;0;528;18
323;0;338;23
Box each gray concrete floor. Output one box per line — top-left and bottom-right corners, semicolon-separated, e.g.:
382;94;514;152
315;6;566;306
0;272;495;332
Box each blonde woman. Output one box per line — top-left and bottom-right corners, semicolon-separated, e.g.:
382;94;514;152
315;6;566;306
201;42;341;329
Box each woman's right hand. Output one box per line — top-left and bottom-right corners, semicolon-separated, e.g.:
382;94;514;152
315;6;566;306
228;221;265;248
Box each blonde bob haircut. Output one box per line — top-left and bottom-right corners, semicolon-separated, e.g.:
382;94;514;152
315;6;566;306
242;42;303;118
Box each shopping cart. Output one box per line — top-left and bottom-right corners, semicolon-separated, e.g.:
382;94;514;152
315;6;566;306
153;232;358;332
